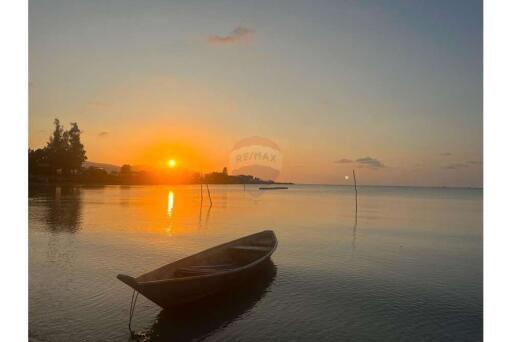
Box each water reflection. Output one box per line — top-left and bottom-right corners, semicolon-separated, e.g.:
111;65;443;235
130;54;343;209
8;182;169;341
211;186;228;209
203;205;212;230
165;191;175;236
139;261;276;341
352;204;358;255
162;187;219;236
29;185;483;341
29;185;83;233
167;191;174;217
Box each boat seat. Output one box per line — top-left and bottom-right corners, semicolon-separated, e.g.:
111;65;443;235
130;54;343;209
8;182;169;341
229;245;271;252
176;264;236;277
186;263;234;269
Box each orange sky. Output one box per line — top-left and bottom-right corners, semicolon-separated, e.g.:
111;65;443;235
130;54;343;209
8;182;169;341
29;0;482;187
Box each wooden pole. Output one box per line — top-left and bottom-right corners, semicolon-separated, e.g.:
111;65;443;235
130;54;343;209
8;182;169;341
204;204;212;229
200;183;203;204
353;169;358;214
198;201;203;229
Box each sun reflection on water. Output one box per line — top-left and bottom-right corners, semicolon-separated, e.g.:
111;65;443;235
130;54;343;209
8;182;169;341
166;191;174;236
167;191;174;217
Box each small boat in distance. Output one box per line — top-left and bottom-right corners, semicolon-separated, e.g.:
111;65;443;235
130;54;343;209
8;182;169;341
259;186;288;190
117;230;277;309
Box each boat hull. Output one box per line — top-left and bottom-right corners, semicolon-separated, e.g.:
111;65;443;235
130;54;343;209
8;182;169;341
117;230;277;309
137;257;273;308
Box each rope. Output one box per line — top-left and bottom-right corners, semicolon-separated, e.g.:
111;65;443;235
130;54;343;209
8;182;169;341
128;289;139;337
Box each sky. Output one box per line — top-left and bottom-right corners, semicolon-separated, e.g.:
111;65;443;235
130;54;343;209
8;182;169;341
29;0;482;187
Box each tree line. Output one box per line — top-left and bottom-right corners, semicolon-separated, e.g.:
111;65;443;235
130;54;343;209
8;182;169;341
29;119;282;185
29;119;87;176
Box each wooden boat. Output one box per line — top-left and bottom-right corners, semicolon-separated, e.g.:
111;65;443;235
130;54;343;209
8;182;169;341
117;230;277;309
147;262;276;340
259;186;288;190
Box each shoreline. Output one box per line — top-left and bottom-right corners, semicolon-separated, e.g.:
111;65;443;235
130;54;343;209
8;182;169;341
28;179;294;187
28;180;481;190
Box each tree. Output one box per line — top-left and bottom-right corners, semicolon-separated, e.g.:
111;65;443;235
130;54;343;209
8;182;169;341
28;148;50;175
67;122;87;173
46;119;67;174
82;166;108;182
120;164;132;176
29;119;88;176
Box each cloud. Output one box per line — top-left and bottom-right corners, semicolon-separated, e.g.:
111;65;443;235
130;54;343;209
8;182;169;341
208;26;254;45
98;131;109;137
334;158;353;164
356;157;385;169
466;160;482;165
441;163;469;170
440;152;452;157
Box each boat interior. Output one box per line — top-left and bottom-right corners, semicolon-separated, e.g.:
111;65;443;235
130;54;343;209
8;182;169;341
136;231;276;282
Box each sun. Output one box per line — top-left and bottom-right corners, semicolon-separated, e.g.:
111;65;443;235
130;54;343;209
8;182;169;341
168;159;176;168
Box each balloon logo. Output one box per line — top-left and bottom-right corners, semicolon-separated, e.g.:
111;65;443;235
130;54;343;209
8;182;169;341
229;136;282;181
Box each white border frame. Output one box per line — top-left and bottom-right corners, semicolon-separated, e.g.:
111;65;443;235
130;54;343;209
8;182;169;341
484;0;512;340
2;0;512;340
0;0;28;340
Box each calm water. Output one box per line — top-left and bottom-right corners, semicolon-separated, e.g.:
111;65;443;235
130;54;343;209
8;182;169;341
29;185;482;341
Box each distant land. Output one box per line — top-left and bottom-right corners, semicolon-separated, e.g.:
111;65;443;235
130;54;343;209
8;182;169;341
32;161;292;186
29;120;295;186
82;161;120;173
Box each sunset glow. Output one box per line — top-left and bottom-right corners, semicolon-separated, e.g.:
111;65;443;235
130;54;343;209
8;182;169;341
26;1;485;340
28;0;483;187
